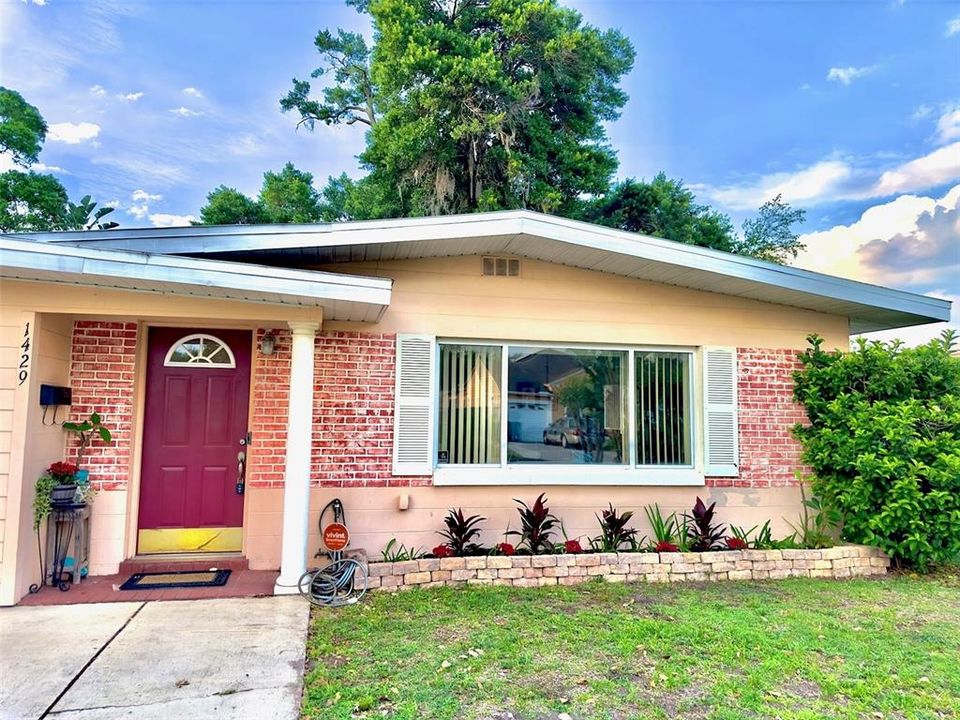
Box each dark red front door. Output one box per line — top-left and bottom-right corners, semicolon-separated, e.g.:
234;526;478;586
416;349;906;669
138;327;251;553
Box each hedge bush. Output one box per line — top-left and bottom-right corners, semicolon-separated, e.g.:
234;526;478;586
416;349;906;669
793;331;960;569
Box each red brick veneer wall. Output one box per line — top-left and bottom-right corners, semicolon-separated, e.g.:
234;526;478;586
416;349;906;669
66;325;809;492
706;347;808;489
66;321;138;491
247;328;292;489
246;329;430;489
311;332;430;487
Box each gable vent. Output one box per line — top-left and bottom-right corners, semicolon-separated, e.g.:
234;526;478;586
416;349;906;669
483;256;520;277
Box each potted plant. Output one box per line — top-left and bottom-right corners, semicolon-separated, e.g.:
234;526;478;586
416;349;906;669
62;411;112;484
33;470;59;529
41;461;80;513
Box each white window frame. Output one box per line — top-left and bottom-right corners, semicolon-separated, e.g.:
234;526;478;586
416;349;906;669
163;332;237;368
433;339;704;486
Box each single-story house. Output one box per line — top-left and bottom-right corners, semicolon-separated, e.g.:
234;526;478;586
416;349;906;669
0;210;950;605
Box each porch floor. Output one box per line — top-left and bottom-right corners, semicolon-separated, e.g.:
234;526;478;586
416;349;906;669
17;569;279;605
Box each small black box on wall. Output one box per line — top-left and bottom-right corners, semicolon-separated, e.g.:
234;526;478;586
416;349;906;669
39;384;72;406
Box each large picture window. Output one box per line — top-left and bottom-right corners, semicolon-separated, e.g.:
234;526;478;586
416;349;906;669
507;347;627;465
438;345;502;464
636;352;691;465
437;342;694;469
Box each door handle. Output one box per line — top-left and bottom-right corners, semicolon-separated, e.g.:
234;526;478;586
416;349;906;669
236;450;246;495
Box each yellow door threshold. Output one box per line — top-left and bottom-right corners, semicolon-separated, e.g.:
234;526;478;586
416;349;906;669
138;527;242;554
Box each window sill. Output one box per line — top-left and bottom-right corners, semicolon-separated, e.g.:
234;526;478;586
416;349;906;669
433;466;705;487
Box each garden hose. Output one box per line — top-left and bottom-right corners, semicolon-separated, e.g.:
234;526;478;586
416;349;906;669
299;497;368;606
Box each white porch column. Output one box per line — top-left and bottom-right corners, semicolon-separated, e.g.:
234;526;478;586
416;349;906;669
274;320;320;595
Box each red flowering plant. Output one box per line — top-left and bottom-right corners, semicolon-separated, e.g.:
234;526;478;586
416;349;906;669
47;462;77;482
726;537;749;551
563;539;584;554
494;542;516;556
432;544;454;558
654;541;680;553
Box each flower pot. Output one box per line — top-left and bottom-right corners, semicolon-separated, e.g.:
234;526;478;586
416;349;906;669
51;484;78;506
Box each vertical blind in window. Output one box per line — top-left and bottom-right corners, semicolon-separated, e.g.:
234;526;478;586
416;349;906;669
636;352;691;465
438;345;502;464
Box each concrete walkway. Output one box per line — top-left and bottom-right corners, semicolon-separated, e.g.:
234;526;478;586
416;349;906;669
0;597;310;720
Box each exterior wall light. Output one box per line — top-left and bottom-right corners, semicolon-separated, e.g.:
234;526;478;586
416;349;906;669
260;331;276;356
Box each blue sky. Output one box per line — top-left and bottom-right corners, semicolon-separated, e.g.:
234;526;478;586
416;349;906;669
2;0;958;341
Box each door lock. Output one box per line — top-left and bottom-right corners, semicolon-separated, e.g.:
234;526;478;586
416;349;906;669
236;450;246;495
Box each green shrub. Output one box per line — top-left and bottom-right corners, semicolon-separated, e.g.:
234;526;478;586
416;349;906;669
793;331;960;569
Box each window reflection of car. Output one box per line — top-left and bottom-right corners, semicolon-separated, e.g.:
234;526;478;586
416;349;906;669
542;417;581;447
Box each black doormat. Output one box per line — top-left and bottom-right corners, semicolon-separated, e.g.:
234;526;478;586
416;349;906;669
119;569;231;591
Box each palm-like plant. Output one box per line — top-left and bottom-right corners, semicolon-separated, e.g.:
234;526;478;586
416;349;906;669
509;493;558;554
438;508;487;556
685;497;727;551
592;504;640;551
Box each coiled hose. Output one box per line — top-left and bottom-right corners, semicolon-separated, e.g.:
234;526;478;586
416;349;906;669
298;498;367;606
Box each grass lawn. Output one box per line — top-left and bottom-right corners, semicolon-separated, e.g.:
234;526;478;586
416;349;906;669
302;573;960;720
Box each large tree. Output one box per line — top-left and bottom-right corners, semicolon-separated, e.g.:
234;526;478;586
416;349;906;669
0;171;69;232
196;164;323;225
281;0;635;216
259;163;324;223
0;87;116;232
0;87;47;167
580;174;737;253
735;193;806;263
198;185;268;225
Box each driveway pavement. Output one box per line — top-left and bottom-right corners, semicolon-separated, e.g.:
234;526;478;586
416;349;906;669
0;596;310;720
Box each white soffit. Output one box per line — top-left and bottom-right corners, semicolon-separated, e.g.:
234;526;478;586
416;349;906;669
0;236;392;323
14;210;951;334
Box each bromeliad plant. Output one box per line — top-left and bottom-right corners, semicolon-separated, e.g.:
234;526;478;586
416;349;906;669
380;538;425;563
592;504;641;552
784;482;840;550
509;493;559;554
684;497;727;552
438;508;487;556
644;503;679;550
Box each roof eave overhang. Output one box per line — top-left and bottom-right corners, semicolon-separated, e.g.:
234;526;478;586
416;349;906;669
9;210;951;333
0;237;392;323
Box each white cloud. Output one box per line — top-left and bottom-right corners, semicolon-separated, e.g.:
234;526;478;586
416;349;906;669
227;134;264;156
118;92;144;102
935;105;960;144
696;143;960;210
32;162;68;174
827;65;876;85
0;152;69;175
128;203;149;220
182;87;203;98
947;17;960;37
47;121;100;144
150;213;196;227
89;84;107;98
131;189;162;202
694;160;853;210
795;185;959;345
169;106;202;117
912;104;934;120
795;184;959;287
872;142;960;196
103;199;121;208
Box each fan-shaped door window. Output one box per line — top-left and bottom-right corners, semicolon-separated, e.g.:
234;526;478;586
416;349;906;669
164;333;237;367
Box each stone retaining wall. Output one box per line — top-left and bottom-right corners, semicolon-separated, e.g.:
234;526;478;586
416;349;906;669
365;545;889;591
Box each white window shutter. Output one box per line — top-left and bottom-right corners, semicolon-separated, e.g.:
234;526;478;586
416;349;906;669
393;334;436;475
703;347;739;476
